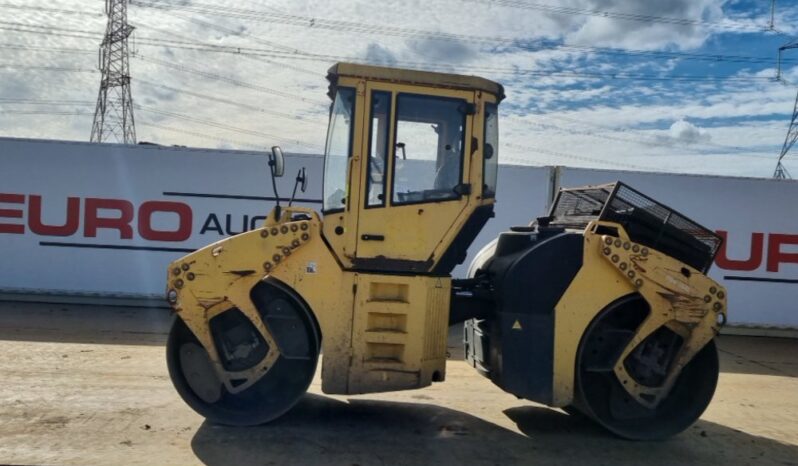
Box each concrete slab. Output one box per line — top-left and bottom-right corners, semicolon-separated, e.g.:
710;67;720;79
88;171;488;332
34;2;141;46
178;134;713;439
0;301;796;466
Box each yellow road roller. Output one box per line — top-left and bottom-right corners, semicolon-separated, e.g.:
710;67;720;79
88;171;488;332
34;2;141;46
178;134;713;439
164;63;727;439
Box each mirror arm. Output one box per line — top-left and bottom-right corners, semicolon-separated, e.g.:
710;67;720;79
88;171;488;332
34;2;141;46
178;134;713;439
288;167;306;207
269;158;282;220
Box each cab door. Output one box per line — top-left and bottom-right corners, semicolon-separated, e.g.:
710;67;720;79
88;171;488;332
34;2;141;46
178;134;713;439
353;82;477;273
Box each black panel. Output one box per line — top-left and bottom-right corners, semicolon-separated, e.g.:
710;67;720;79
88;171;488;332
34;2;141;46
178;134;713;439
465;230;584;404
432;204;495;275
464;319;491;377
493;312;553;402
491;232;583;316
350;256;434;274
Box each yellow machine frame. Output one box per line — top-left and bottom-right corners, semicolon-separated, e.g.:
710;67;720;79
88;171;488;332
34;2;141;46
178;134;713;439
164;63;726;438
552;221;726;407
167;64;505;396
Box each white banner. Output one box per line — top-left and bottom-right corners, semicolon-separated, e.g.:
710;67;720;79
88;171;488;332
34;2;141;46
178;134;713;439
1;137;796;328
0;137;323;297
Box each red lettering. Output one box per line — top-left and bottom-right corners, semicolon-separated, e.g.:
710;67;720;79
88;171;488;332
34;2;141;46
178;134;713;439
138;201;192;242
28;195;80;236
0;193;25;234
715;230;764;272
84;198;134;239
767;234;798;273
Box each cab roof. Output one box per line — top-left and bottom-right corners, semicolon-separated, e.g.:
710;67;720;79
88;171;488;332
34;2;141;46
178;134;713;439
327;62;505;102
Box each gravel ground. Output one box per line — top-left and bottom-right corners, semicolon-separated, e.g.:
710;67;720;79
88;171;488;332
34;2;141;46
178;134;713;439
0;300;796;466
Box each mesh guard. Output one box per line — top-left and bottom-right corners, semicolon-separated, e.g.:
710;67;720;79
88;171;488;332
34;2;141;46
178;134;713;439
548;182;722;273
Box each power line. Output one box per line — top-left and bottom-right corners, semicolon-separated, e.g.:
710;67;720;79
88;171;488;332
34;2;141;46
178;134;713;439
0;64;97;73
0;97;322;149
532;114;776;157
125;30;778;82
134;0;761;32
462;0;767;32
128;38;775;83
502;143;665;171
136;79;327;127
0;98;94;105
0;21;779;84
0;3;102;17
136;11;320;76
137;120;270;150
0;20;100;39
131;53;326;104
0;43;94;55
131;0;789;66
0;109;95;116
134;104;323;150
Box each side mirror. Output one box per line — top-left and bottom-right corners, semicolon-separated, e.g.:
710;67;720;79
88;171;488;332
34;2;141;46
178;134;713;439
288;167;308;207
269;146;285;178
298;167;308;193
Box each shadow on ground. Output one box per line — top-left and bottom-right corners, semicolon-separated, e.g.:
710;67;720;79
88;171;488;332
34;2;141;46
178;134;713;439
191;394;798;466
3;302;796;379
717;335;798;378
0;300;170;345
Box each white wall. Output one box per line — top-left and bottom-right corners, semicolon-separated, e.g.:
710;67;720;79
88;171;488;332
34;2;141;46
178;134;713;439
1;137;796;328
0;137;322;297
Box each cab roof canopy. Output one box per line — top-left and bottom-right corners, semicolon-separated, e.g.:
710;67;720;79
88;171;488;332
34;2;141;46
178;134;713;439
326;62;505;102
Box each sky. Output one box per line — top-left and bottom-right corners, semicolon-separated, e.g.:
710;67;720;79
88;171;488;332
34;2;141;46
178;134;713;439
1;0;798;178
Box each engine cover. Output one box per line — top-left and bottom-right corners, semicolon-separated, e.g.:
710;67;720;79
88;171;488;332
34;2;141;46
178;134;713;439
465;226;584;404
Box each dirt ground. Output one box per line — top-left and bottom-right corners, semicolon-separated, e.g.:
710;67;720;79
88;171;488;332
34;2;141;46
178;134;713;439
0;300;796;466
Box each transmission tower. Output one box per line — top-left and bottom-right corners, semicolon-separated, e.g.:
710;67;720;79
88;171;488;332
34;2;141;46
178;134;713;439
774;89;797;179
90;0;136;144
773;2;798;180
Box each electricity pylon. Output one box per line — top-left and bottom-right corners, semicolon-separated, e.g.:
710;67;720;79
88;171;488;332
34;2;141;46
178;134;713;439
90;0;136;144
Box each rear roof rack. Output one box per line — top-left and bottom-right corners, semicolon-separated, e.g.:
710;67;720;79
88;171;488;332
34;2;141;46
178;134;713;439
548;182;722;273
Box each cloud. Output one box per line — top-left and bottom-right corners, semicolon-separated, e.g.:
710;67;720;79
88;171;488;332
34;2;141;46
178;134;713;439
363;42;397;66
406;37;476;63
139;85;178;106
667;119;712;144
565;0;723;50
0;0;791;178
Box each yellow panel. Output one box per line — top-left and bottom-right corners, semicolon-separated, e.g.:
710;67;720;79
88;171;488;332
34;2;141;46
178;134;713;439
368;282;409;302
323;75;498;274
552;230;634;406
352;81;496;271
552;221;728;407
347;274;451;393
423;284;448;361
328;62;504;99
366;342;404;362
366;312;407;332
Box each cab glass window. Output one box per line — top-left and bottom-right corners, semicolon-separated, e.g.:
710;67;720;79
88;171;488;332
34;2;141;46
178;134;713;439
483;102;499;198
391;94;466;205
322;87;355;212
366;91;391;207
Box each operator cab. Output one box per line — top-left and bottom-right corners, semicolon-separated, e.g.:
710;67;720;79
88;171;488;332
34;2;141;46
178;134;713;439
321;63;504;274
